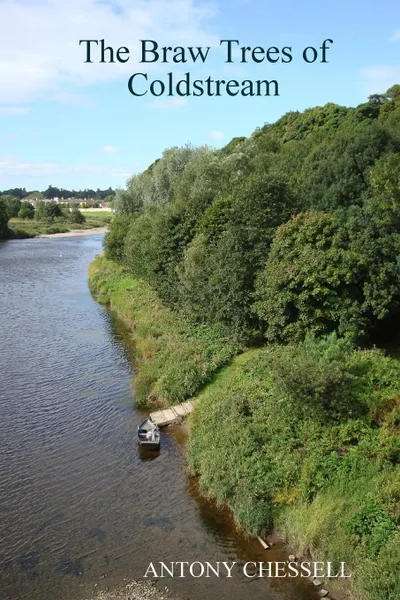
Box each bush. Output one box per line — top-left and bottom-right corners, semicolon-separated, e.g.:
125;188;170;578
0;199;9;238
347;494;397;555
266;335;370;420
103;215;131;262
2;195;22;218
188;341;400;597
357;533;400;600
35;201;63;221
44;226;69;234
18;202;35;219
68;207;85;224
9;228;35;239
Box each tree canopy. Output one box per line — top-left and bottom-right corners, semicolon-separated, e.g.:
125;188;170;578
104;86;400;344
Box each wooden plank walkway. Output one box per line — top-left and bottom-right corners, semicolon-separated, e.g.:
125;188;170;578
150;400;197;427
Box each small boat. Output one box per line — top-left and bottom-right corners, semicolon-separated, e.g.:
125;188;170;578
137;418;160;450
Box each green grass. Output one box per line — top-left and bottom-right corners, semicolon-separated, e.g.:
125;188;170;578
188;344;400;600
89;255;400;599
88;256;239;407
81;210;113;223
8;216;110;238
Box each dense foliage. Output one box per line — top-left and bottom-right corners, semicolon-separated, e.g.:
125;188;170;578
18;201;35;219
105;85;400;344
0;198;9;239
254;210;400;344
188;340;400;598
5;203;109;239
89;257;238;407
97;86;400;600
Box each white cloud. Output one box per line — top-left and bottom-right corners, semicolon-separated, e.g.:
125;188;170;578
148;97;188;109
389;30;400;41
102;145;117;153
361;66;400;95
0;0;219;105
0;106;30;116
0;154;141;179
206;130;224;140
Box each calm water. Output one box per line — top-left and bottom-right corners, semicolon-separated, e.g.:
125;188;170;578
0;234;317;600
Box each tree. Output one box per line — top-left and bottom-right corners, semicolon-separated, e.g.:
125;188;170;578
1;188;26;199
104;85;400;344
2;195;22;218
18;202;35;219
120;145;211;212
68;207;85;224
178;173;298;330
298;123;394;211
113;187;143;215
25;191;44;202
45;203;62;219
178;230;252;330
43;186;61;199
103;194;115;206
0;199;9;238
366;153;400;212
254;211;400;343
104;215;132;262
35;201;62;221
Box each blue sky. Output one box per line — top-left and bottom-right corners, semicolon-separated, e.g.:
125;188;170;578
0;0;399;191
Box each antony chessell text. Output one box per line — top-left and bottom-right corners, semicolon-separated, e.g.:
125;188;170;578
144;561;351;579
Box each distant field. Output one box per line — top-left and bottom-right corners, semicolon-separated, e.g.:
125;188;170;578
81;208;113;214
80;210;113;222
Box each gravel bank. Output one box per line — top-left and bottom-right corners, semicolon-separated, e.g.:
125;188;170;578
86;580;181;600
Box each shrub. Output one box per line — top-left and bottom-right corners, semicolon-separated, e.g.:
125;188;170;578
357;533;400;600
2;195;21;218
266;335;368;420
18;202;35;219
0;199;9;238
189;340;400;536
347;494;397;555
104;215;131;262
68;207;85;224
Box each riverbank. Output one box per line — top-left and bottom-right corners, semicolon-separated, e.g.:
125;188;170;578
39;226;108;238
87;580;178;600
7;213;111;239
88;256;239;408
89;255;400;600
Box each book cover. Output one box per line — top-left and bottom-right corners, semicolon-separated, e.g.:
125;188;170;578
0;2;399;600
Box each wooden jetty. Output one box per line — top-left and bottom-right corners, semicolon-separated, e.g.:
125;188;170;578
149;400;197;427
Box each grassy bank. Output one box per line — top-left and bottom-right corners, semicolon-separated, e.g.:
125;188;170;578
188;345;400;599
9;213;112;238
90;256;400;600
89;256;239;407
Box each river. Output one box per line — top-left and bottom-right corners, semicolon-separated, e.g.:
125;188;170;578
0;234;317;600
